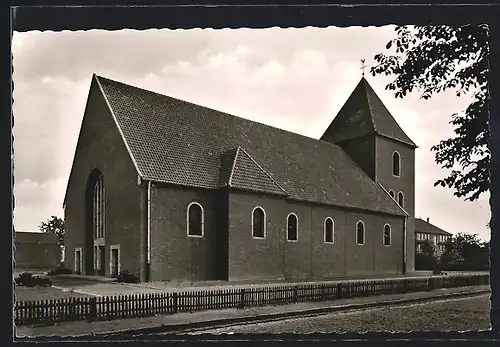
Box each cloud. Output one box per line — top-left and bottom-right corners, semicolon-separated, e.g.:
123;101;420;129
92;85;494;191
11;27;490;241
13;177;66;232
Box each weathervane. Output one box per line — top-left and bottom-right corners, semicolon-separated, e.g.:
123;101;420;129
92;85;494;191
360;59;366;77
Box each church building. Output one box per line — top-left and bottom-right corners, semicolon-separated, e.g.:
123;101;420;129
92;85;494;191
63;73;417;282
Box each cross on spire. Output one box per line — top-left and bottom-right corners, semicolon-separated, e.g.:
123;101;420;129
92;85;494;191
360;59;367;77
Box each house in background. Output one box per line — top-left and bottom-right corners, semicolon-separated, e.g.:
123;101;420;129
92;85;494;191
415;218;453;257
14;231;60;270
63;73;417;282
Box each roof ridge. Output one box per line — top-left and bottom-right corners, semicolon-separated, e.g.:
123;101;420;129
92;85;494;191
227;147;241;187
94;74;348;150
362;78;378;133
237;147;289;195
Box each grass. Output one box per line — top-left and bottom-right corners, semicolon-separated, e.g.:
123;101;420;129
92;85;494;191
14;285;92;302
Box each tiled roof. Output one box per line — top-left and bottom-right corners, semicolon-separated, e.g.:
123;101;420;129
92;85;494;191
320;77;417;148
225;147;287;196
94;74;407;216
415;218;453;236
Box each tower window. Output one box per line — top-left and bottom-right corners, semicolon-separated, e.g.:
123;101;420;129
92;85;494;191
398;192;404;207
389;190;395;199
393;151;401;177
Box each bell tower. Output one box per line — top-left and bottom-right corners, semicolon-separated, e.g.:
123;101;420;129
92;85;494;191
320;75;418;272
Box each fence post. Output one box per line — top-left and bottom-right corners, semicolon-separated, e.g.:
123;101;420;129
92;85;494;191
173;293;178;313
89;297;97;321
238;289;245;309
403;279;409;293
428;277;435;291
336;283;343;299
293;285;298;303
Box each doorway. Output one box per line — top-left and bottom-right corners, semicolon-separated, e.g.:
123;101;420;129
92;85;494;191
75;248;82;274
98;246;106;276
110;245;120;277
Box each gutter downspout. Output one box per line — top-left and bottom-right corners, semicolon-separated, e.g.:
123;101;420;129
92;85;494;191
377;182;410;275
403;216;408;275
147;180;152;281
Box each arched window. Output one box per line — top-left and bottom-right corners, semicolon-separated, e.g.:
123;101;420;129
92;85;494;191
252;207;266;238
356;221;365;245
389;190;395;199
287;213;298;241
187;202;204;237
384;224;392;246
93;174;105;239
393;151;401;177
324;218;334;243
398;192;404;207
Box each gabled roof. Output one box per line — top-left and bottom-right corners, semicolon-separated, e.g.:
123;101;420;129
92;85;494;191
219;147;287;196
78;74;408;216
415;218;453;236
320;77;417;148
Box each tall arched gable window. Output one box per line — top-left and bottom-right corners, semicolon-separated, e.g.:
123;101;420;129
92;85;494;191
187;202;204;237
392;151;401;177
324;218;334;243
252;207;266;239
356;221;365;245
398;192;404;207
383;224;392;246
389;190;395;199
93;174;106;239
287;213;298;241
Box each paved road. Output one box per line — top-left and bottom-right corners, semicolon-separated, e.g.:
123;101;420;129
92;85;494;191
189;293;491;334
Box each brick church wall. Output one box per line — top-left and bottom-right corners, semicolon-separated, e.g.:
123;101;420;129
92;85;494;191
64;79;142;277
227;190;406;281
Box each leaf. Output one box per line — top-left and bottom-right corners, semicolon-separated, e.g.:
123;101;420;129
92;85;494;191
386;41;392;49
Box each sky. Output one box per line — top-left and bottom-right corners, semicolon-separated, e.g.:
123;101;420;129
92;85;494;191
11;26;491;241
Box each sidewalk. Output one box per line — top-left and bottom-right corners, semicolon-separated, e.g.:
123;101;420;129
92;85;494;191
48;271;489;297
16;285;490;338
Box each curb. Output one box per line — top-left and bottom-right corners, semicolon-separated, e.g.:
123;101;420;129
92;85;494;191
99;288;490;336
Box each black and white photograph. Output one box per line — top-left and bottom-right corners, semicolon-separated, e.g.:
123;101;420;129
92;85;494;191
12;12;493;337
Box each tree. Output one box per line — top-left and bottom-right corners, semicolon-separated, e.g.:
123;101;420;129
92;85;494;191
440;232;489;270
370;25;490;202
415;240;438;270
39;216;65;247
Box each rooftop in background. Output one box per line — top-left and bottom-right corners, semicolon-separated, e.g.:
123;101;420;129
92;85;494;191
415;218;453;236
14;231;58;244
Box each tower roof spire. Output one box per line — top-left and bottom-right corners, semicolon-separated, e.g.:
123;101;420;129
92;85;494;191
320;77;417;148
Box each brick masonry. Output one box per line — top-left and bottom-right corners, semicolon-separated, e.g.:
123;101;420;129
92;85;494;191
64;80;415;282
227;191;405;281
64;79;143;277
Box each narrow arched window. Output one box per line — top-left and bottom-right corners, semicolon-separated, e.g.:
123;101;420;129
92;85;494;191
398;192;404;207
324;218;334;243
187;202;204;237
287;213;298;241
384;224;392;246
252;207;266;238
93;175;105;239
393;151;401;177
389;190;395;199
356;221;365;245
